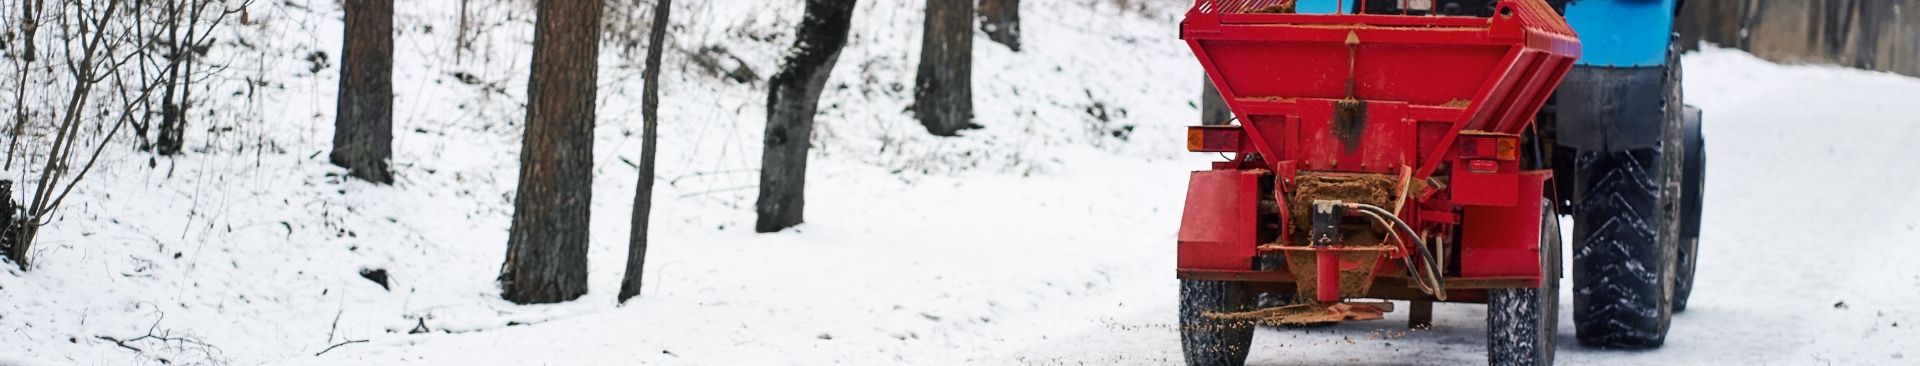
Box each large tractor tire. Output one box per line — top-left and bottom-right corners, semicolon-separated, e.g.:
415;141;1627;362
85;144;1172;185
1180;279;1254;366
1488;198;1564;365
1569;42;1686;349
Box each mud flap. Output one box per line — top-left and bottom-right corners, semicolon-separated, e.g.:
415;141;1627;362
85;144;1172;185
1552;66;1667;152
1178;170;1262;270
1460;170;1550;279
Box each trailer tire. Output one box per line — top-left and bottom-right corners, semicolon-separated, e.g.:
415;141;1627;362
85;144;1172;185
1569;43;1684;349
1489;199;1563;366
1180;279;1254;366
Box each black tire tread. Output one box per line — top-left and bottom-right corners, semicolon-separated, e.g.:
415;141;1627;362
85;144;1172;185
1569;40;1684;349
1180;279;1254;366
1488;199;1562;365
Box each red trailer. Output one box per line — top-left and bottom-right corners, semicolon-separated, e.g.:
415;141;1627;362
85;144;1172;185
1174;0;1581;364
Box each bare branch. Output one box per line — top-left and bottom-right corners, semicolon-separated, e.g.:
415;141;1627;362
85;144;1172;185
313;339;367;356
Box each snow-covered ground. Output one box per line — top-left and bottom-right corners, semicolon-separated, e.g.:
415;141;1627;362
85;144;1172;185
2;0;1917;364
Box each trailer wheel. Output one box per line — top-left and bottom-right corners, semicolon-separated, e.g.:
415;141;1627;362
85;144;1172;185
1179;279;1253;366
1569;42;1685;349
1489;198;1562;366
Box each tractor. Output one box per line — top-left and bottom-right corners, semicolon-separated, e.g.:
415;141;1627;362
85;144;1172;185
1173;0;1707;364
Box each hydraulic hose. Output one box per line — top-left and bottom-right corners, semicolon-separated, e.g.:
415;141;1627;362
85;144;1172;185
1346;202;1447;300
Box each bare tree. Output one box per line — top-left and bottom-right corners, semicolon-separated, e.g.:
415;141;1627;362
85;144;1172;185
2;0;187;268
3;0;46;170
754;0;858;233
147;0;244;156
618;0;672;304
978;0;1020;51
456;0;473;63
913;0;978;136
331;0;395;183
499;0;602;304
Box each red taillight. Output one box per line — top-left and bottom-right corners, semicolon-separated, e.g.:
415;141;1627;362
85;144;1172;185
1187;126;1243;152
1459;134;1519;161
1465;159;1500;173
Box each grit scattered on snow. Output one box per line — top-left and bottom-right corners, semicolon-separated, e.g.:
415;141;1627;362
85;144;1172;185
2;0;1916;365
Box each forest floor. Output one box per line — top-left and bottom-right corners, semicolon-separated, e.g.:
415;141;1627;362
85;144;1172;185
3;1;1918;365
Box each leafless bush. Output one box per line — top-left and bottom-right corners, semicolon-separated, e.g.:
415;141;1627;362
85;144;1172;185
134;0;251;155
0;0;247;269
604;0;662;56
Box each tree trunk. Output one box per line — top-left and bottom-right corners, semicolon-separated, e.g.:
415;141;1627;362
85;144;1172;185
1201;74;1231;126
978;0;1020;52
755;0;858;233
500;0;601;305
153;0;182;153
331;0;395;183
618;0;672;304
157;0;212;156
914;0;978;136
0;181;19;267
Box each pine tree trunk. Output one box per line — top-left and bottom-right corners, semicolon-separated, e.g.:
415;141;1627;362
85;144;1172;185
755;0;858;233
978;0;1020;51
1201;74;1231;126
914;0;978;136
500;0;601;305
619;0;672;304
332;0;395;183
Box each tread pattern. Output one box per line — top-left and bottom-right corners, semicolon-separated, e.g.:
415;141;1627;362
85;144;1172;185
1488;199;1561;366
1569;148;1673;348
1180;279;1254;366
1489;288;1552;365
1570;38;1686;349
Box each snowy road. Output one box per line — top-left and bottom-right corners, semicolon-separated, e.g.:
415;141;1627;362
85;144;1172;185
991;49;1920;366
993;48;1920;366
286;49;1920;366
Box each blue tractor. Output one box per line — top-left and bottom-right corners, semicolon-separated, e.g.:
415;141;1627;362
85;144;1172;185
1551;0;1708;350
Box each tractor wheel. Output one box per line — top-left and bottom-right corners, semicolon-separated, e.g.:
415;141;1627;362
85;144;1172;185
1674;105;1706;312
1179;279;1254;366
1488;198;1562;366
1569;42;1685;349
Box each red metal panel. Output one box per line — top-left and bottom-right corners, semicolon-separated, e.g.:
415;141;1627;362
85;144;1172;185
1452;167;1518;207
1184;0;1579;180
1460;170;1550;278
1197;37;1511;110
1177;170;1261;270
1294;99;1412;174
1358;104;1413;171
1497;55;1576;134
